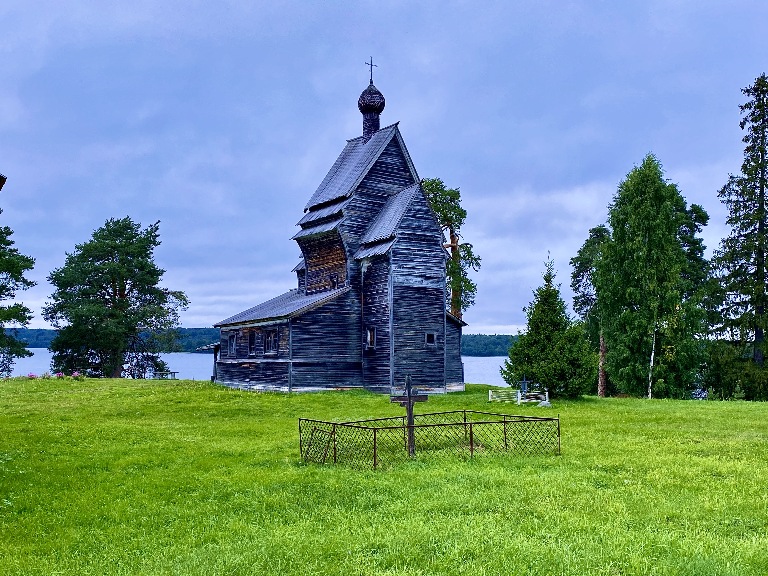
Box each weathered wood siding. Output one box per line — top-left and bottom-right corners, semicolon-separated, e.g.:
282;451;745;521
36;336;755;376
290;290;363;388
217;324;291;387
340;137;416;289
445;319;464;385
391;285;446;390
296;231;347;294
297;269;306;292
390;190;449;391
361;255;392;390
217;360;289;388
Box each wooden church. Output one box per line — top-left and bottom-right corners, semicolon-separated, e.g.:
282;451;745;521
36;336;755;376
214;76;465;393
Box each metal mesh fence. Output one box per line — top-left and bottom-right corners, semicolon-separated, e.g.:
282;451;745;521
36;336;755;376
299;410;560;469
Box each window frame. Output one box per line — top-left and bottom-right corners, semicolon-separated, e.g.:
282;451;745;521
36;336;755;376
364;326;376;350
228;334;237;356
264;329;279;355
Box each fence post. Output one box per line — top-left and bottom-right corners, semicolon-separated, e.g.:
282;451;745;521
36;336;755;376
503;415;508;451
373;427;378;469
557;415;561;455
298;419;303;460
469;422;474;458
332;424;337;464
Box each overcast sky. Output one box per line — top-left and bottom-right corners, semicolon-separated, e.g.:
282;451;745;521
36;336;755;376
2;1;767;334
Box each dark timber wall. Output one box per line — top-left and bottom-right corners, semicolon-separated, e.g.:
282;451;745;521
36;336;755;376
390;190;448;391
217;324;291;386
290;290;363;388
445;319;464;384
361;255;392;390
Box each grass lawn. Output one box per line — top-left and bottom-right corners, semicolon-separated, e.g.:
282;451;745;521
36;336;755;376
1;378;767;575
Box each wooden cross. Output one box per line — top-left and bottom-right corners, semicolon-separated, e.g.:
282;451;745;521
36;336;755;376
391;375;428;456
365;57;378;83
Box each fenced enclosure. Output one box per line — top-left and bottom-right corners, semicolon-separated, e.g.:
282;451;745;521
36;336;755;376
298;410;560;469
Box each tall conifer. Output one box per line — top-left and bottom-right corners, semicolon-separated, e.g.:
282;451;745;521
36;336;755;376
715;74;768;378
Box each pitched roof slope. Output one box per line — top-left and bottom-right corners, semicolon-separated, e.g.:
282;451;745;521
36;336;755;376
304;123;400;211
359;183;420;245
215;287;349;326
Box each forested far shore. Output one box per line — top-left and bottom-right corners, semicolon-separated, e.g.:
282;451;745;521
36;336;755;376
7;329;515;357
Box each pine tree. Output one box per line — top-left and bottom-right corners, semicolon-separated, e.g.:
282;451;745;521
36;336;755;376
0;209;36;376
714;74;768;397
422;178;481;319
43;217;189;378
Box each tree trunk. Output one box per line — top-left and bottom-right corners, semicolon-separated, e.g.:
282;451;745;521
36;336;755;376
647;329;656;399
598;329;607;397
756;132;766;366
449;227;462;319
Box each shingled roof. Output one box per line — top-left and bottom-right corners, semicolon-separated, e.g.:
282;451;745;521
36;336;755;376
215;286;350;327
304;123;408;211
360;183;420;244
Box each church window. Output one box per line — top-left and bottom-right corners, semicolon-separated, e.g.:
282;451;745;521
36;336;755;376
228;334;237;356
425;332;437;346
248;331;257;356
329;273;339;289
264;329;278;354
365;326;376;349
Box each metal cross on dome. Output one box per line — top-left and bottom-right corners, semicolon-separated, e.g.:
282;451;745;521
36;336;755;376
365;57;377;83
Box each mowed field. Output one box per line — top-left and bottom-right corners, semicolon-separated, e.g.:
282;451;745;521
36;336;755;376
1;378;767;575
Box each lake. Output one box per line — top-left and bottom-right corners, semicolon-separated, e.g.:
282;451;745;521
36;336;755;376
12;349;509;387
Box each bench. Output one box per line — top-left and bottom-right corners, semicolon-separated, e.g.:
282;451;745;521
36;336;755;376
489;387;549;405
153;371;178;380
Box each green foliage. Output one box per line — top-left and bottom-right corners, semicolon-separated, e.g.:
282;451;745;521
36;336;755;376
501;259;596;398
43;217;189;377
0;210;35;376
422;177;481;318
2;379;768;575
460;334;516;356
596;154;708;398
714;73;768;381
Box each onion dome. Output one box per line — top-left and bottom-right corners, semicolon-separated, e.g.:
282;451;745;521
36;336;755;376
358;80;386;115
358;81;385;140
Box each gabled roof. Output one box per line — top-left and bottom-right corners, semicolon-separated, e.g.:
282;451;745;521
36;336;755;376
359;183;420;244
215;287;350;327
353;183;421;260
304;123;417;211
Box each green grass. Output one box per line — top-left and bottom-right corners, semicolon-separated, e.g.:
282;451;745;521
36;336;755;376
1;378;767;575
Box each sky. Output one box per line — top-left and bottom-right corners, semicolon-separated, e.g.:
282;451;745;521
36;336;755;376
2;1;767;334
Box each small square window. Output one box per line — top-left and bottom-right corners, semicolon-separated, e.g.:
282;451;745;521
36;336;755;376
425;332;437;346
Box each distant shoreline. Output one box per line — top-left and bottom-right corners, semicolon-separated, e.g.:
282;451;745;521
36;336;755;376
9;329;515;357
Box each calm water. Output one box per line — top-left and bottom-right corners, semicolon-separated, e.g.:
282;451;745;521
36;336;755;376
13;349;508;386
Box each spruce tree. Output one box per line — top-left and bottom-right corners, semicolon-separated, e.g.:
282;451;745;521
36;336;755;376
501;258;595;399
714;74;768;395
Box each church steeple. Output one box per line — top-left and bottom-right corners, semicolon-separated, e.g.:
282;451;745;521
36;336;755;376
358;58;385;141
